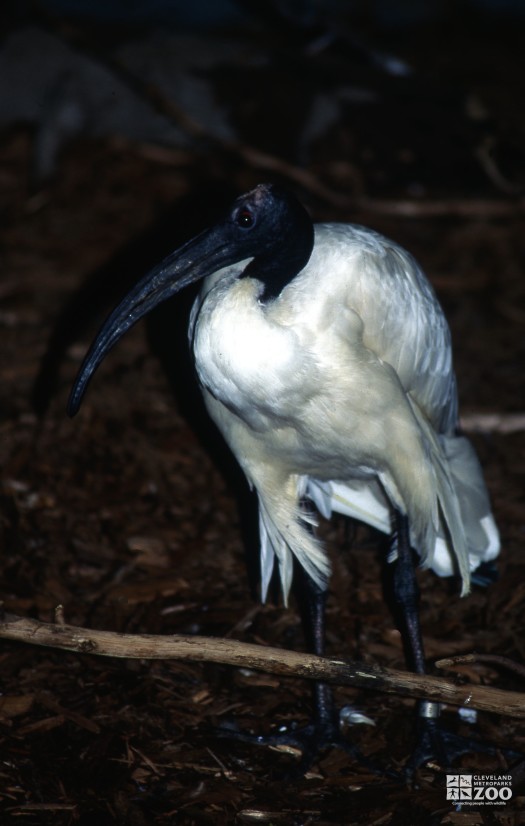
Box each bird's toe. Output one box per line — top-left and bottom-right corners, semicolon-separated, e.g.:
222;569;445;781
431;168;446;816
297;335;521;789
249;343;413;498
405;717;522;778
216;714;395;778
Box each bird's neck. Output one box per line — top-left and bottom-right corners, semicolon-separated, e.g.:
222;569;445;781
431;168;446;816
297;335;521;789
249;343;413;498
242;217;315;303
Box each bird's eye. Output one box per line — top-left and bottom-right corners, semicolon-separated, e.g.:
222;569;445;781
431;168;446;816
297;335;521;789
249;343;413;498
236;207;255;228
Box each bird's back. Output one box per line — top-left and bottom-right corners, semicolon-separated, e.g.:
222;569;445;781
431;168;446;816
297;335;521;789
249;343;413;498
297;224;499;586
305;224;458;434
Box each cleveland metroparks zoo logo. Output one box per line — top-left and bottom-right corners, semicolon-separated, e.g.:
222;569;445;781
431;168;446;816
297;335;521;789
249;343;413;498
446;774;513;806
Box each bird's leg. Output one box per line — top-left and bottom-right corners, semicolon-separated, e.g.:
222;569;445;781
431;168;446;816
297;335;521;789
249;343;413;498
216;559;341;766
245;557;381;773
292;560;339;736
388;511;426;675
218;514;384;773
387;510;518;773
387;511;448;768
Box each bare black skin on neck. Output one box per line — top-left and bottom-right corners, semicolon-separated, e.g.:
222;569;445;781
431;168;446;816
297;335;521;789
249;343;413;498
234;184;315;302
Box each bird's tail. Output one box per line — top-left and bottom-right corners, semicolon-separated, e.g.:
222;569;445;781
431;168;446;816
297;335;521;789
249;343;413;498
434;434;500;578
407;403;471;593
307;412;499;596
387;399;501;595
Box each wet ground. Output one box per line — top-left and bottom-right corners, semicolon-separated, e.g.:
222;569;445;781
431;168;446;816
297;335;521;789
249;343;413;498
1;12;525;825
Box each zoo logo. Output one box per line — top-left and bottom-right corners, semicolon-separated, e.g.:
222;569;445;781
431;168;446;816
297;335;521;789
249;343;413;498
446;774;513;806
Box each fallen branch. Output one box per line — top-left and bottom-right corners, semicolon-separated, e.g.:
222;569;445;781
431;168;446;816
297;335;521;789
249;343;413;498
1;612;524;719
459;412;525;434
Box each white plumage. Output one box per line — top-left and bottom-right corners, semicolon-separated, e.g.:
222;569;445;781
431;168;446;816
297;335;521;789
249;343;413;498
189;222;499;603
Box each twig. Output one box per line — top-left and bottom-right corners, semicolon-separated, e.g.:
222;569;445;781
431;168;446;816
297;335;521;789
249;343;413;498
459;412;525;434
436;653;525;680
1;612;525;718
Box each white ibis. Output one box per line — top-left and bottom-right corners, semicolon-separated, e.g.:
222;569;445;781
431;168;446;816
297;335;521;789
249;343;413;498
69;183;500;769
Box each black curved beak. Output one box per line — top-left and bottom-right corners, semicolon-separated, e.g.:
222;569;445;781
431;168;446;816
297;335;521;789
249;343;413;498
67;225;243;417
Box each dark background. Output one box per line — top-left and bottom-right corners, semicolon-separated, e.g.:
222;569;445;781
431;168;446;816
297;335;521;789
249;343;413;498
0;1;524;822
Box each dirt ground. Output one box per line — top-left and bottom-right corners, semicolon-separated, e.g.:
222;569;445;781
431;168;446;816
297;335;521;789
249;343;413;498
1;13;525;825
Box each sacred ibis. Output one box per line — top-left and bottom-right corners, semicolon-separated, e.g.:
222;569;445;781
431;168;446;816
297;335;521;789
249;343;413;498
68;183;500;769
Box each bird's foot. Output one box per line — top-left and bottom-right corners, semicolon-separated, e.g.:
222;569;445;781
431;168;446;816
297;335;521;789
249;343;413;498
218;706;393;778
405;703;522;778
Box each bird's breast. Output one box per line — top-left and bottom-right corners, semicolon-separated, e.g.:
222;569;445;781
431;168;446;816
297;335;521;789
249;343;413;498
192;278;313;430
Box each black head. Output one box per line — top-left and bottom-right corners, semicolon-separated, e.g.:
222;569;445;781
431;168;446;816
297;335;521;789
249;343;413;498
228;183;314;300
68;183;314;416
